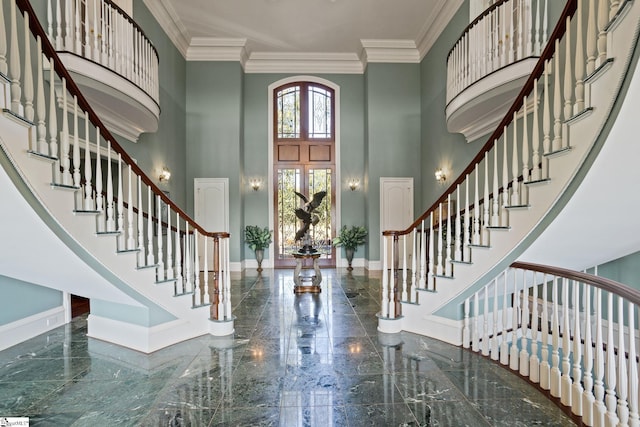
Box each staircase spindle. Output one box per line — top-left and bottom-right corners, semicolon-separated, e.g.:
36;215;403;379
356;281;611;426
572;280;584;416
61;78;72;185
419;220;426;289
491;277;499;361
520;270;530;376
175;212;183;293
146;185;153;264
473;168;480;245
586;0;597;75
501;130;509;226
117;153;124;246
92;0;100;60
610;0;620;20
594;288;607;425
74;0;81;54
437;204;443;276
605;292;619;426
464;177;470;260
156;194;165;281
482;285;490;356
482;153;489;244
428;213;434;290
64;0;72;49
617;295;629;425
530;272;540;382
521;95;530;202
105;140;115;231
491;146;499;226
553;40;562;151
628;302;639;426
463;297;470;348
540;274;551;389
534;0;542;54
473;290;480;352
454;185;462;260
389;237;395;317
166;206;173;279
542;61;551;177
382;237;389;317
551;276;561;397
411;229;417;296
510;268;520;371
203;236;209;305
445;194;452;276
597;0;609;66
95;126;102;211
500;270;509;365
137;176;144;265
36;37;47;154
72;97;81;187
563;16;573;128
126;166;135;249
48;64;58;165
23;11;34;123
0;5;8;76
185;230;192;295
401;234;408;300
561;278;572;406
45;0;52;45
511;111;520;205
83;114;92;209
574;0;585;114
532;78;541;181
83;0;90;59
55;0;62;49
9;0;22;114
583;284;595;426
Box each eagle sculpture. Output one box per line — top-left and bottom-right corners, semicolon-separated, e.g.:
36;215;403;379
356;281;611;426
294;191;327;247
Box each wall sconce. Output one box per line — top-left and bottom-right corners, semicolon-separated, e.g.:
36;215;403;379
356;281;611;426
249;178;262;191
159;166;171;183
348;179;360;191
435;168;446;183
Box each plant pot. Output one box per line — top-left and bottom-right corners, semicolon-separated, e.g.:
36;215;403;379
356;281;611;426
345;248;355;271
255;249;264;272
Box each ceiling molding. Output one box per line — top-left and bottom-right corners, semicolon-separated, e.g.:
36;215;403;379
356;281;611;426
243;52;364;74
142;0;190;58
186;37;249;62
416;0;464;60
360;39;421;63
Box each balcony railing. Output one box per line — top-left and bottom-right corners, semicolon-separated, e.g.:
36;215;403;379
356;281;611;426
45;0;159;105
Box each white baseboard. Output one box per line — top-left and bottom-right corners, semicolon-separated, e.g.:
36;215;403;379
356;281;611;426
403;314;464;346
87;314;209;354
0;306;66;351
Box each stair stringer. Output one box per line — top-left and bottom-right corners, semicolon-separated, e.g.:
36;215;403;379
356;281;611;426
399;0;640;344
0;115;216;353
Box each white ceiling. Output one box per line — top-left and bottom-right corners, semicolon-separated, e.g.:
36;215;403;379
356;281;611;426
142;0;464;73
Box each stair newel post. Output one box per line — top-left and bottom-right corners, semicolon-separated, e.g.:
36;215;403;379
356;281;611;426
381;235;389;318
117;153;124;246
472;290;480;352
105;140;115;231
445;195;452;277
418;220;426;289
401;234;407;301
224;237;232;319
72;97;81;188
501;129;509;227
616;295;629;424
521;95;529;203
540;273;550;389
553;39;562;151
627;302;639;426
519;269;530;376
463;297;470;349
389;234;396;318
586;0;597;75
156;194;164;281
436;204;443;275
61;78;72;185
491;146;499;226
551;276;562;397
532;78;541;181
145;185;153;264
511;111;520;205
126;165;135;250
605;291;620;425
83;114;92;210
94;126;102;211
175;212;183;293
454;185;462;261
482;285;490;356
23;11;33;123
509;268;520;371
166;205;173;279
491;277;499;360
464;176;470;260
582;284;595;425
572;280;584;416
410;228;417;301
574;0;585;114
542;61;551;178
472;168;480;245
530;272;540;381
482;153;489;244
596;0;608;66
500;270;509;365
561;278;572;405
136;175;144;265
9;0;22;114
428;212;434;290
36;37;47;154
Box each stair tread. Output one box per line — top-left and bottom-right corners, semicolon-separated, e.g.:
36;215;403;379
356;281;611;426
27;150;58;162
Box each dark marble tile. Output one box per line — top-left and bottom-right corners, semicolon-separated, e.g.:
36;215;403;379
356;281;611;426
444;366;527;401
338;373;404;405
140;408;217;427
209;405;280;426
343;403;420;426
471;397;574;426
279;404;349;426
0;380;67;413
409;400;492;427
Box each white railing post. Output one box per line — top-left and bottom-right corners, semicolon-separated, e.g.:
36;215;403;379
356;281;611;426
126;165;135;250
381;236;389;318
482;285;490;356
574;0;585;114
454;185;462;260
491;146;500;226
519;269;530;376
501;130;510;227
445;195;452;276
105;140;115;231
156;194;165;282
401;234;408;301
36;37;47;154
510;268;520;371
561;278;572;406
531;78;541;181
48;61;58;164
628;302;639;426
586;0;597;75
594;288;607;425
540;274;551;389
491;277;499;361
582;285;595;426
551;276;561;397
83;114;93;210
605;292;620;426
553;39;562;152
72;98;81;187
437;204;443;275
572;280;584;416
9;0;22;115
500;270;509;365
482;154;490;245
419;220;426;289
463;297;470;348
511;111;520;205
23;12;34;123
530;271;540;382
617;295;629;425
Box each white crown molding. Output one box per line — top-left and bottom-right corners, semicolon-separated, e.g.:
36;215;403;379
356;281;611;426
244;52;364;74
416;0;464;60
186;37;249;63
360;39;420;64
142;0;191;58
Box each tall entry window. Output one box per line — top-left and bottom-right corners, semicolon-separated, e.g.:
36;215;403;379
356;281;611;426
274;82;335;268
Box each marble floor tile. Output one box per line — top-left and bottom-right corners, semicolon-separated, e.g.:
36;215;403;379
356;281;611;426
0;268;575;426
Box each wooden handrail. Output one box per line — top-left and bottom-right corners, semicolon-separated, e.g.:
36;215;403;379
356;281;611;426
512;261;640;307
16;0;224;239
383;0;576;238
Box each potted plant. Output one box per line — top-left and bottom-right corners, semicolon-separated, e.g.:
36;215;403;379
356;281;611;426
244;225;272;272
332;225;367;270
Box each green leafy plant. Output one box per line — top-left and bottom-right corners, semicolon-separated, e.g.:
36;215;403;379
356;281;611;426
244;225;273;251
332;225;367;251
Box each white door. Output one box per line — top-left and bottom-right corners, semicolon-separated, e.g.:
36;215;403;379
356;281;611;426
194;178;229;269
380;177;414;267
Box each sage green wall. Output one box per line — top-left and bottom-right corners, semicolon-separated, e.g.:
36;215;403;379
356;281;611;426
594;251;640;290
0;275;62;325
365;63;422;260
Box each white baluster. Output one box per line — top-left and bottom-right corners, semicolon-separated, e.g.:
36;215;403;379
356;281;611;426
105;141;115;231
203;236;209;305
381;237;389;318
101;1;108;64
510;268;520;371
605;292;619;426
491;277;499;361
95;126;102;211
0;2;8;80
501;129;509;227
463;297;471;349
9;0;22;114
23;12;34;123
401;234;408;301
473;291;480;352
563;16;573;129
93;0;100;60
542;60;551;178
166;204;173;280
532;78;541;181
610;0;620;20
482;153;489;244
175;212;183;293
60;79;72;185
520;270;530;377
473;168;480;245
36;37;47;154
540;273;551;389
185;230;192;295
83;114;93;210
117;153;124;247
561;278;572;406
543;0;549;43
454;185;462;261
436;204;443;276
64;0;72;49
517;0;524;59
572;280;584;416
586;0;597;76
55;0;63;50
500;270;509;365
583;284;595;426
45;0;53;42
575;0;585;114
521;95;529;202
551;276;561;397
83;0;90;59
482;285;490;356
511;111;520;205
445;195;452;277
48;62;58;167
464;177;470;260
126;165;135;250
428;212;435;290
156;194;165;281
74;0;81;54
410;228;416;298
72;97;81;187
419;220;426;289
137;176;144;265
617;295;629;425
553;40;562;152
628;302;639;427
146;185;153;264
534;0;541;54
491;146;500;226
594;288;607;425
597;0;609;67
389;236;395;318
530;271;540;382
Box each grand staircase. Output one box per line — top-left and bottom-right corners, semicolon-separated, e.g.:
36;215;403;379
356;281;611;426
0;0;233;353
379;0;640;342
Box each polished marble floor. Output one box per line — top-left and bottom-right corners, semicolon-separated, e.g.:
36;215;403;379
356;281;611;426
0;269;575;426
